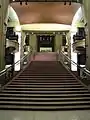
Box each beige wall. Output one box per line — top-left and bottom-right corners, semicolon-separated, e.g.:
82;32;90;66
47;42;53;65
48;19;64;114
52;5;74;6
30;34;37;52
55;34;62;52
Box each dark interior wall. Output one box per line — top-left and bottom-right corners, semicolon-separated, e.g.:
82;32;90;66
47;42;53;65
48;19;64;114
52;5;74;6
37;35;55;52
29;32;62;52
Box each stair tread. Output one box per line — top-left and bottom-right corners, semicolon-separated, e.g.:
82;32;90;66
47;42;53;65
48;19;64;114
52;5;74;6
0;97;90;101
3;90;89;93
10;82;81;85
7;84;83;87
5;87;86;90
0;105;90;110
0;101;90;105
18;77;74;79
13;80;77;82
0;93;90;97
19;75;73;77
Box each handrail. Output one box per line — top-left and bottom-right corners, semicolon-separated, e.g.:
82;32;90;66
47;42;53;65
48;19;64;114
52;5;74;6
0;51;31;77
60;51;90;76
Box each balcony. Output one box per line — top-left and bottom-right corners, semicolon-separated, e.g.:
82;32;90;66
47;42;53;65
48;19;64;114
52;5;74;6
6;39;19;52
72;39;85;53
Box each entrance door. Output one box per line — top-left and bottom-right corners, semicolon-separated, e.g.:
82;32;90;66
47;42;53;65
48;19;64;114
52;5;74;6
37;35;55;52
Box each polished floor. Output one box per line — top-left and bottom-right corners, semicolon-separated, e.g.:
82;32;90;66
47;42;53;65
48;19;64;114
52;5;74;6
0;110;90;120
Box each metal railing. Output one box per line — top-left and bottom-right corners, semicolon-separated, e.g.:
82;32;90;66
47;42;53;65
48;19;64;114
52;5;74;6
0;51;33;87
59;51;90;82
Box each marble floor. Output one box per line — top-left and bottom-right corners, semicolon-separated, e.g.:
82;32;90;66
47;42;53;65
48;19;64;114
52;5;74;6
0;110;90;120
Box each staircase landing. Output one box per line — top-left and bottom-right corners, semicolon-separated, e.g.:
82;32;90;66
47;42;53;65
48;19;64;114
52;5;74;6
33;52;56;61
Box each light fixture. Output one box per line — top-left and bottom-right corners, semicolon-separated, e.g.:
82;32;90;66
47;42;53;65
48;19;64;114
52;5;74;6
64;1;66;5
69;1;71;5
20;1;22;5
25;0;28;5
25;2;27;5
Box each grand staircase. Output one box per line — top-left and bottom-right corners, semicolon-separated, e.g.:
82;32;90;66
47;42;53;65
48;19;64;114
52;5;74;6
0;61;90;111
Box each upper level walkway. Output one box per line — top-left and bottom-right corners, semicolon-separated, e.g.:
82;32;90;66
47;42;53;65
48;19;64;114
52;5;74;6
33;52;57;61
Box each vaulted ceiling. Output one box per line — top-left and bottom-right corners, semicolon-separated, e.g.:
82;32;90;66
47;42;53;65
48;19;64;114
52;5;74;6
11;2;81;25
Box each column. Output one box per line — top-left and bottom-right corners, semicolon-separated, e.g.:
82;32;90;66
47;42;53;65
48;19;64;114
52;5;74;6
20;31;25;59
30;33;37;52
55;34;62;52
0;0;9;71
83;0;90;70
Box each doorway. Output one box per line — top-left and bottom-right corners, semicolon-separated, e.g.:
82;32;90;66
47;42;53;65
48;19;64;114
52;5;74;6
37;35;55;52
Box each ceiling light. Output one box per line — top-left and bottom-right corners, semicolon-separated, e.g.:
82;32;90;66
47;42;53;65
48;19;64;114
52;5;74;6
69;1;71;5
20;1;22;5
25;2;28;5
64;1;66;5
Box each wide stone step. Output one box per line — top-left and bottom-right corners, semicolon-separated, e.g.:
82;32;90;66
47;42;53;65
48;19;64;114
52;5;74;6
13;80;77;83
10;82;81;85
19;75;73;78
0;100;90;105
17;77;75;80
4;87;86;90
20;73;72;76
0;96;90;101
7;84;83;88
3;90;89;94
0;93;90;97
0;105;90;111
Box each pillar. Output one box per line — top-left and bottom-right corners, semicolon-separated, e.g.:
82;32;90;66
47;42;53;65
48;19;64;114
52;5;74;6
20;31;25;59
83;0;90;70
30;33;37;52
55;34;62;52
0;0;9;71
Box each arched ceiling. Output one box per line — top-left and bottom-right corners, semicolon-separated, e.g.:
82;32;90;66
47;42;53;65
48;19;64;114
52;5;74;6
10;2;81;25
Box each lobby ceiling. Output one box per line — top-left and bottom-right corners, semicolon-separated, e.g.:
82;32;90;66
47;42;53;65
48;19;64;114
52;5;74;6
11;2;80;25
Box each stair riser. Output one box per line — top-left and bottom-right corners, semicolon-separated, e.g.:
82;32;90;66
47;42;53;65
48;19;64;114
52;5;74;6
0;93;90;97
10;82;81;85
13;80;77;82
4;87;86;90
7;85;83;88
